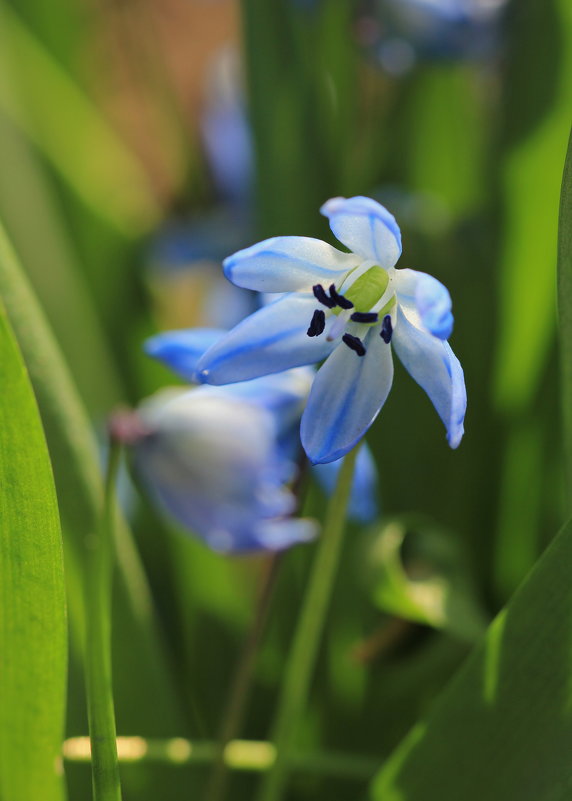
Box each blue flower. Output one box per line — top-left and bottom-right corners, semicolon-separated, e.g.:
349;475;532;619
200;47;254;205
372;0;507;67
131;376;318;553
195;196;466;464
145;330;380;523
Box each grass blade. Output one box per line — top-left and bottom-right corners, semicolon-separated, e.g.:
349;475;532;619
371;518;572;801
0;301;67;801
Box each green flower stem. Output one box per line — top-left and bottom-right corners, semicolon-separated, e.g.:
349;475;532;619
205;554;281;801
62;736;378;780
256;446;360;801
557;127;572;509
84;440;123;801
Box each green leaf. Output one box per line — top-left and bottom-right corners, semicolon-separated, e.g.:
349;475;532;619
0;3;160;236
371;518;572;801
0;219;194;798
493;0;572;412
367;518;487;643
557;126;572;505
0;110;125;416
0;301;67;801
405;66;489;218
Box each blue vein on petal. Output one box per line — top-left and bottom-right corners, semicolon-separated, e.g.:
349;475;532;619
307;349;371;464
370;214;381;264
200;324;309;373
224;247;348;281
311;379;364;463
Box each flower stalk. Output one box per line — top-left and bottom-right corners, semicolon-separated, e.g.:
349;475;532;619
205;554;281;801
256;445;360;801
84;438;123;801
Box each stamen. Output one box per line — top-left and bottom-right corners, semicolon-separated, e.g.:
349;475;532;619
380;315;393;344
329;284;354;310
350;311;378;323
342;333;366;357
307;309;326;337
313;284;336;309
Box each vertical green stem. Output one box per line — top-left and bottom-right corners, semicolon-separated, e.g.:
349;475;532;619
256;446;360;801
205;555;281;801
557;127;572;511
85;440;123;801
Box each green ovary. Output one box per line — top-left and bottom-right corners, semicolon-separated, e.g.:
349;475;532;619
343;266;389;312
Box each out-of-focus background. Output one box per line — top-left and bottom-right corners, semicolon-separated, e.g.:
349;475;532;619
1;0;571;799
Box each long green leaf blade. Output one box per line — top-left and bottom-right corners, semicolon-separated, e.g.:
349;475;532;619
0;219;193;798
0;302;67;801
371;518;572;801
558;127;572;505
493;0;572;412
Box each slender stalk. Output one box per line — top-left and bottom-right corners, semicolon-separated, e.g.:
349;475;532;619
62;736;378;780
205;555;281;801
256;446;360;801
84;440;123;801
557;127;572;511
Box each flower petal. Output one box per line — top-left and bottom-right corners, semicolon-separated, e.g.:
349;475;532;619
321;196;402;268
394;268;453;340
144;328;227;382
312;443;379;522
251;518;318;552
392;307;466;448
135;388;310;553
223;236;360;292
301;327;394;464
197;293;337;384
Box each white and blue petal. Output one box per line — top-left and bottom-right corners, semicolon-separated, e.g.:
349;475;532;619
209;368;313;431
321;196;402;269
197;293;337;385
301;327;394;464
144;328;227;382
312;443;379;522
392;307;466;448
252;518;318;552
394;268;453;340
134;388;313;553
223;236;360;292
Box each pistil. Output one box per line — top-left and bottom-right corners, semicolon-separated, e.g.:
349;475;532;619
327;308;353;341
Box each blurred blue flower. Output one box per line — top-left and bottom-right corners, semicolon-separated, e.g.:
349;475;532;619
200;47;253;205
145;47;256;332
313;448;378;524
131;375;317;553
147;218;257;331
195;196;466;464
362;0;507;71
145;329;380;524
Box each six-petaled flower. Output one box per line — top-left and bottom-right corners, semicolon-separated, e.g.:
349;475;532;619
194;195;466;464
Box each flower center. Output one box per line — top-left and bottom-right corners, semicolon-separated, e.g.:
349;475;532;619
342;265;389;313
307;268;396;357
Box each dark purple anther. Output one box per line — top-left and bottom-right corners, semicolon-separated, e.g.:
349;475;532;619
307;309;326;337
380;314;393;344
313;284;336;309
342;333;366;357
329;284;354;310
350;311;378;323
